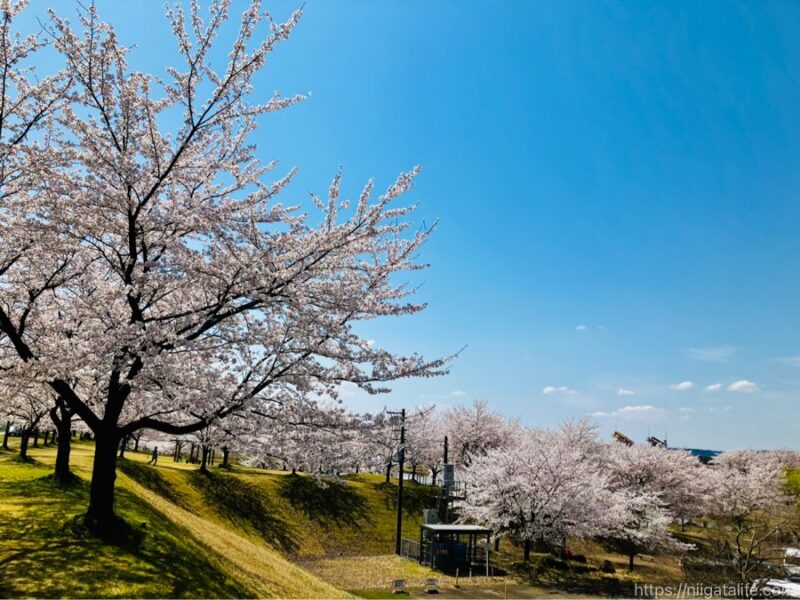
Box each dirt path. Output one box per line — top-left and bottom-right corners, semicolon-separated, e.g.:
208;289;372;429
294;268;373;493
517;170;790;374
410;583;597;599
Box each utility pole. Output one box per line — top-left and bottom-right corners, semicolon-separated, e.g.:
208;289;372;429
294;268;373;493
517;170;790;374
393;408;406;555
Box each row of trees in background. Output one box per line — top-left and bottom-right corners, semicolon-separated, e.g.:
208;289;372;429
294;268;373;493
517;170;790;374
459;418;800;586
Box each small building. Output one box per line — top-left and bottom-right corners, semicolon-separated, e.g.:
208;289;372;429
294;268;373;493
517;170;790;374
418;524;492;571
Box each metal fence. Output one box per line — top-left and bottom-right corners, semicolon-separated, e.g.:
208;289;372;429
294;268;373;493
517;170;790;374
399;538;421;562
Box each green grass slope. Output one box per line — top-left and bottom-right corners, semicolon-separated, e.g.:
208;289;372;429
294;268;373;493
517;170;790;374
0;440;349;598
117;448;439;560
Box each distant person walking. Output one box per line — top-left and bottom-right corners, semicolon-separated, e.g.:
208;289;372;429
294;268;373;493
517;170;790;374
148;446;159;465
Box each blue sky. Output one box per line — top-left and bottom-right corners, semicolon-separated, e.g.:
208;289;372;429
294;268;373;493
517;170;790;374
20;1;800;449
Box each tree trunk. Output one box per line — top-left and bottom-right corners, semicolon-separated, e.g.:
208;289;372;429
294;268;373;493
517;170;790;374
54;421;73;483
2;421;9;449
628;547;635;571
523;539;531;562
385;461;393;484
49;399;76;484
221;446;229;467
119;435;127;459
86;431;120;529
200;446;209;472
32;428;39;447
291;466;296;475
133;436;140;452
412;464;417;482
495;537;500;551
19;429;31;459
43;430;49;445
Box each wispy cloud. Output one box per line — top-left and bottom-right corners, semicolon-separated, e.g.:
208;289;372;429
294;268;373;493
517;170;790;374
338;381;359;398
617;388;635;396
680;405;732;417
670;381;694;391
543;385;577;395
450;390;466;397
705;383;723;393
590;405;665;420
575;325;587;332
685;346;736;363
778;356;800;368
728;380;758;393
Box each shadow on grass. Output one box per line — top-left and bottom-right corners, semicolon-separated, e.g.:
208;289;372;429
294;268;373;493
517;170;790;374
375;480;440;516
0;472;250;598
118;459;189;510
278;474;370;529
189;469;299;555
510;558;642;598
9;454;40;465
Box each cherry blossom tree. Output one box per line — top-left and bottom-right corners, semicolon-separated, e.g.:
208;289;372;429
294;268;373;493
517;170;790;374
356;409;402;482
243;400;364;475
443;400;516;467
703;450;800;589
604;443;692;570
404;406;443;482
0;1;71;461
0;379;51;460
0;1;448;530
460;420;612;561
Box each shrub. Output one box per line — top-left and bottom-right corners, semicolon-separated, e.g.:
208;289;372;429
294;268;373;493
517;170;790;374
600;560;616;574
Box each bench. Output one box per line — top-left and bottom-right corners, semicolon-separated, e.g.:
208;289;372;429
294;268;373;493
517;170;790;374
392;579;406;594
637;554;655;562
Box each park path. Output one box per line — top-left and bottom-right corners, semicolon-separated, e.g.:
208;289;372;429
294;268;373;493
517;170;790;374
121;474;350;599
410;583;597;599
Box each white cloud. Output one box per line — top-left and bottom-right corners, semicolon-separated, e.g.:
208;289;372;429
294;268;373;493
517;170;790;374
542;385;577;395
450;390;466;397
575;325;587;332
705;383;723;393
685;346;736;363
728;380;758;393
670;381;694;391
590;405;665;420
679;407;697;413
617;388;635;396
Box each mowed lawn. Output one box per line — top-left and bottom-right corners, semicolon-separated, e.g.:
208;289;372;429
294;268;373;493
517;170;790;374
0;439;345;598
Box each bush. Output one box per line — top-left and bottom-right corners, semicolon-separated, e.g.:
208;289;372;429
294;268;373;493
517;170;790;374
570;554;587;563
541;555;569;570
600;560;616;574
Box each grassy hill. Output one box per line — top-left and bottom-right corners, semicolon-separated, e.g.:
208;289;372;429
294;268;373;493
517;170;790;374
0;437;692;599
0;438;442;598
116;450;438;560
